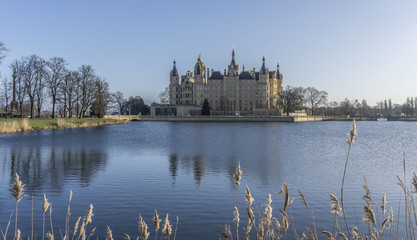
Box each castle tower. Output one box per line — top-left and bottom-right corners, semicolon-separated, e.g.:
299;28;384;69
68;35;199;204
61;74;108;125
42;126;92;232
227;49;239;76
259;56;269;82
169;60;180;104
194;54;206;83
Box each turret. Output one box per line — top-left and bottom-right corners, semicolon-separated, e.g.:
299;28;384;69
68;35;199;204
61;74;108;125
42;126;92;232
228;49;239;76
260;56;267;74
194;54;206;83
170;60;179;84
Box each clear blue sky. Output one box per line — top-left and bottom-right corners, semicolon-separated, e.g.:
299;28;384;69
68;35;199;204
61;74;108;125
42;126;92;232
1;0;416;105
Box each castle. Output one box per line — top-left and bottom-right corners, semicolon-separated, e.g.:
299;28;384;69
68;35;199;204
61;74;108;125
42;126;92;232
163;50;284;116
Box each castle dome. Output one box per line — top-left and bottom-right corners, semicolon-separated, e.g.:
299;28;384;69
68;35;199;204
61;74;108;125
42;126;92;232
194;54;206;76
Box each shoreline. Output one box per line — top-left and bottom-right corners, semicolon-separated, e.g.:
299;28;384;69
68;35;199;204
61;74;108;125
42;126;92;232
0;118;129;134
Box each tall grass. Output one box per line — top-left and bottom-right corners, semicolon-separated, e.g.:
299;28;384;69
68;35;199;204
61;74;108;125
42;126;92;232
0;118;128;134
0;119;29;133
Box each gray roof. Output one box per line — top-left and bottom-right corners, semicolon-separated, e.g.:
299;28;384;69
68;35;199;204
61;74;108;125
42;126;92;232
209;71;223;80
239;71;254;79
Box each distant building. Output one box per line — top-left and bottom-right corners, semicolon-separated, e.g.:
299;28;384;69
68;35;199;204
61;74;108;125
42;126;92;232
168;50;284;115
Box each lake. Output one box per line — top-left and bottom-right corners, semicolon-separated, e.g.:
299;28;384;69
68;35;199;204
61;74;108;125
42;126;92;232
0;121;416;239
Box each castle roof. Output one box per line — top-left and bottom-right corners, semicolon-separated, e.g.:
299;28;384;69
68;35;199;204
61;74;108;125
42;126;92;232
209;71;223;80
239;71;254;79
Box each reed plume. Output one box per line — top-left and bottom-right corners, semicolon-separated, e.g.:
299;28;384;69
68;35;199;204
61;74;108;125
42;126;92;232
388;207;393;229
138;214;150;240
338;232;348;240
13;229;20;240
278;182;289;212
10;173;25;239
244;186;254;207
330;194;342;216
105;226;113;240
46;232;54;240
321;230;334;240
362;180;373;205
258;222;264;240
77;204;93;240
412;172;417;192
233;207;240;239
340;120;356;239
298;188;309;209
72;217;81;240
162;214;172;239
363;205;376;226
352;227;363;240
303;226;316;240
279;210;289;233
263;194;274;238
42;194;50;240
347;119;356;146
380;193;386;215
122;233;130;240
233;162;242;186
233;162;242;240
152;210;161;240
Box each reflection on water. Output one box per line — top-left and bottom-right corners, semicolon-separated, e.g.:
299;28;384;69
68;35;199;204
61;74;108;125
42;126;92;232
1;121;417;239
4;147;107;193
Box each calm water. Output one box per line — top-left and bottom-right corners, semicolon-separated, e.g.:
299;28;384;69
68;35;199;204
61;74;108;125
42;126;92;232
0;121;416;239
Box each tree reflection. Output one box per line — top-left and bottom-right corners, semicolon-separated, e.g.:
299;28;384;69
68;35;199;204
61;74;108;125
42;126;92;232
7;147;107;193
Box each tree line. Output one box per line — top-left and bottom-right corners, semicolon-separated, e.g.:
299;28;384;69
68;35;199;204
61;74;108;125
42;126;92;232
0;42;149;119
281;85;417;118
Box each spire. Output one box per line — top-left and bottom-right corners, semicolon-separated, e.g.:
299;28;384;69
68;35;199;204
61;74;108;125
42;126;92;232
198;53;201;61
242;64;245;71
230;49;236;66
276;62;280;79
172;59;178;76
261;56;266;74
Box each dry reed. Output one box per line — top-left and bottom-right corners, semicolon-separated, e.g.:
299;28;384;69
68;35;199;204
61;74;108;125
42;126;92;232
138;214;150;240
0;119;30;134
105;226;113;240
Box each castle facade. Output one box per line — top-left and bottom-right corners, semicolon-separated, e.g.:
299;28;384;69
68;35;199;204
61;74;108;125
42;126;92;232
169;50;283;115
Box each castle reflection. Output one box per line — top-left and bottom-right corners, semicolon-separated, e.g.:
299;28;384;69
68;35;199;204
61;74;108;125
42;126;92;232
5;147;107;193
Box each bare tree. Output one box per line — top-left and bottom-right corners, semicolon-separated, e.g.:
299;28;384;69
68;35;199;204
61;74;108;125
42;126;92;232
35;59;48;118
47;57;67;118
1;77;12;118
0;42;7;65
91;77;111;118
113;90;126;114
304;87;328;115
78;65;96;118
22;55;43;119
60;71;79;118
10;60;26;117
158;86;169;104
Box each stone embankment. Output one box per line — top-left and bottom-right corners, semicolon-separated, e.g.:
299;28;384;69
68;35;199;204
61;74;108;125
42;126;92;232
140;115;325;122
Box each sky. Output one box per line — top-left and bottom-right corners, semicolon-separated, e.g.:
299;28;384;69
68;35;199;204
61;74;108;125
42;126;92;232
0;0;416;105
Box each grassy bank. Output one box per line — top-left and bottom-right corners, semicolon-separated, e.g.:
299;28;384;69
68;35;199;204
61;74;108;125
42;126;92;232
0;118;129;134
